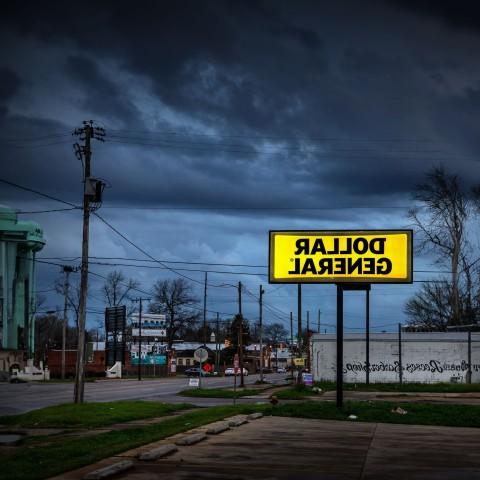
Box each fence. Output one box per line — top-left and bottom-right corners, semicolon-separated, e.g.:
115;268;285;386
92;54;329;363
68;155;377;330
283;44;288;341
311;332;480;384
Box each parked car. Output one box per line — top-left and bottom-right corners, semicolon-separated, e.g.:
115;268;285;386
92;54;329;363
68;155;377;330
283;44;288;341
224;367;249;376
185;367;216;377
276;367;287;373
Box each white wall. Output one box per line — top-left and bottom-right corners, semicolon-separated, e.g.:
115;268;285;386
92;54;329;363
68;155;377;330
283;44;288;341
312;332;480;383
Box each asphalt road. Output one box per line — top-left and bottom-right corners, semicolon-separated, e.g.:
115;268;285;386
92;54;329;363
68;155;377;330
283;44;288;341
0;373;287;416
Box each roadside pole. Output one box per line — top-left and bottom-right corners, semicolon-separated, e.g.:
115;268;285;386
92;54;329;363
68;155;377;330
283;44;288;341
290;312;294;381
398;323;403;385
233;353;239;406
468;331;472;384
238;281;245;388
61;265;74;380
133;297;150;381
336;285;343;408
259;285;264;382
366;287;370;386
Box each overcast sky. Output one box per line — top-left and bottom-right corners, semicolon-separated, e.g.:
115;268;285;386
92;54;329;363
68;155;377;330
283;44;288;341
1;0;479;335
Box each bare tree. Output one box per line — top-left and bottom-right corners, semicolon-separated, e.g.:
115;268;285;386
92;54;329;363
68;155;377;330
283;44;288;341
102;270;139;315
405;282;452;330
408;167;469;326
55;279;81;332
264;323;288;344
149;278;200;347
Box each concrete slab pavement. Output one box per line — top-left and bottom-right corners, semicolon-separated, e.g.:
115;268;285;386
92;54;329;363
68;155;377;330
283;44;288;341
51;416;480;479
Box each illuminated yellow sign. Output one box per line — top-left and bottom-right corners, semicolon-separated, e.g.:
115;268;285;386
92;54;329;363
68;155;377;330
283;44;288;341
294;358;305;366
269;230;412;284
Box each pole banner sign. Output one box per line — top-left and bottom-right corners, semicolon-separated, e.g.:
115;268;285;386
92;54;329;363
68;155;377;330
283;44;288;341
269;230;412;284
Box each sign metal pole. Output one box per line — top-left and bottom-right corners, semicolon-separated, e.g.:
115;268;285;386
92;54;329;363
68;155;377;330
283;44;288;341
336;284;343;408
366;287;370;386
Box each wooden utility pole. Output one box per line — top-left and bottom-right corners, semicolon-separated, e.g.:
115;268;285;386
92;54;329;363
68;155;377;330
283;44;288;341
74;122;92;404
203;272;207;345
215;312;220;372
297;284;302;351
290;312;294;380
61;265;74;380
238;281;245;388
259;285;264;382
73;121;105;403
133;297;150;381
307;312;311;372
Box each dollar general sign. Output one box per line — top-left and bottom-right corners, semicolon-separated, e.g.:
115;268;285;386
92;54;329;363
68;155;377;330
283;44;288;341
269;230;412;284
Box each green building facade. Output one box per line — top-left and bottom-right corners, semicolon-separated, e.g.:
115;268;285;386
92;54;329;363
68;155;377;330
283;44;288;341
0;206;45;356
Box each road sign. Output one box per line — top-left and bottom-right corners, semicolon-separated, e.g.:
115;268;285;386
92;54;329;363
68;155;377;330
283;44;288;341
269;230;412;284
189;378;199;387
302;373;313;386
131;328;166;337
194;347;208;362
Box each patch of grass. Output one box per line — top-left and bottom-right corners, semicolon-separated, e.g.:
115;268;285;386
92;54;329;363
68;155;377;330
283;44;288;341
179;387;260;398
0;405;260;480
313;381;480;393
0;401;191;429
265;400;480;428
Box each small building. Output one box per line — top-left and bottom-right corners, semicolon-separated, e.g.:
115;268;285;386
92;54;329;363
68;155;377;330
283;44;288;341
311;332;480;384
0;206;45;371
172;342;217;372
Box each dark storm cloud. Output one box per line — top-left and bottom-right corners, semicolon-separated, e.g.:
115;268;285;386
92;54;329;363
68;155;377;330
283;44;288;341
388;0;480;32
65;56;139;123
0;66;21;117
0;66;20;102
1;0;480;211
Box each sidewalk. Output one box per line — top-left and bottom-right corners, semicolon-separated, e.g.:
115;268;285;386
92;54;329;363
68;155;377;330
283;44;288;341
50;415;480;479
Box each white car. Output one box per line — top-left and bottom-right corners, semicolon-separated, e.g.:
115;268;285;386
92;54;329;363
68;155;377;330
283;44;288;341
224;367;249;376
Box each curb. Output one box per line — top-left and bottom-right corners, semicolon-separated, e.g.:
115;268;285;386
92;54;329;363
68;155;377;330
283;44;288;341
83;460;134;480
175;433;207;446
228;416;249;427
138;444;178;461
206;422;230;434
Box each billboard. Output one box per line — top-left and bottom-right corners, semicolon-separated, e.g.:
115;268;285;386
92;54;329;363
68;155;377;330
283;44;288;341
131;353;167;366
105;306;126;331
269;230;412;284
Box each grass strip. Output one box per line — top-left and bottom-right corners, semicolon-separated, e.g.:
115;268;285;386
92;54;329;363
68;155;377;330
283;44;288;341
277;381;480;399
179;387;260;398
0;405;262;480
310;381;480;393
265;400;480;428
0;401;191;429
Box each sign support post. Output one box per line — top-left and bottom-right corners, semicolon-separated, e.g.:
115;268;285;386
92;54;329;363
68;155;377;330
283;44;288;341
366;287;370;386
336;284;343;408
336;283;371;408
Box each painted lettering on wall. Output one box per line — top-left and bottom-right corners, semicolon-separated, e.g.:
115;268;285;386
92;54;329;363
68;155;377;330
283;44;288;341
342;360;480;375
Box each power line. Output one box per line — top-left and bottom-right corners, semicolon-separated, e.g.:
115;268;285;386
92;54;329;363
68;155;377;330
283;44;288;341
0;177;78;208
37;255;454;275
8;207;78;214
101;204;413;210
